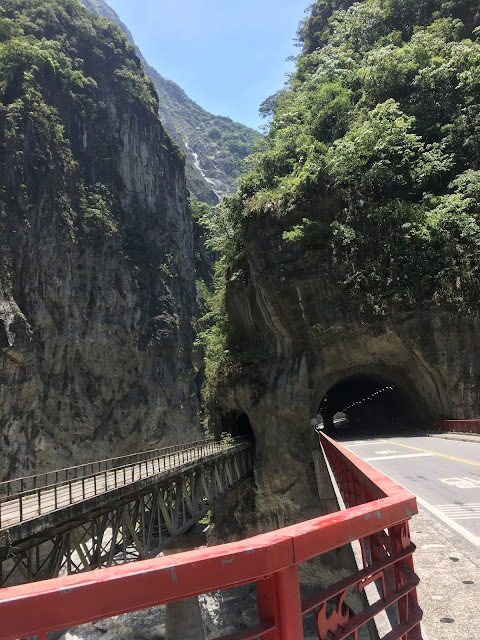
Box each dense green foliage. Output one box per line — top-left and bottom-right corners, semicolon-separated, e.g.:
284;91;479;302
0;0;167;240
190;197;236;406
222;0;480;313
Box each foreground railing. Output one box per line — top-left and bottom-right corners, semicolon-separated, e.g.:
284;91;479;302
421;419;480;434
0;437;248;529
0;433;422;640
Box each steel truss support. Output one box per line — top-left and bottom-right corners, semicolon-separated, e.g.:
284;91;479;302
1;448;253;588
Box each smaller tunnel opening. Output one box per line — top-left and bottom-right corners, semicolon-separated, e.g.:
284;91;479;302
318;375;418;435
332;411;347;427
219;412;255;441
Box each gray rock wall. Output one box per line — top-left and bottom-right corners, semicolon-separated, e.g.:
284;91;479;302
219;223;480;529
0;65;201;481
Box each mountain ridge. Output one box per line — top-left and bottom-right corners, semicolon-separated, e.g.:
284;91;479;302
81;0;262;203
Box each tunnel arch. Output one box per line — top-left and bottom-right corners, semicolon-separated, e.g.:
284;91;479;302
218;411;255;440
313;364;436;435
318;374;419;434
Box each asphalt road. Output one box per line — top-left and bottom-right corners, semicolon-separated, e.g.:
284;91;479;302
337;433;480;547
334;431;480;640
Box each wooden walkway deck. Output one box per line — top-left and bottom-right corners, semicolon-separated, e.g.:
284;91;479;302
0;439;254;587
0;440;241;530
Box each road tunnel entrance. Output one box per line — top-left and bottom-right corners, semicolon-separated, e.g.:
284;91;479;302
318;374;418;435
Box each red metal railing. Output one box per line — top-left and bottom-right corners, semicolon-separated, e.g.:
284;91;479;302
421;419;480;434
0;433;422;640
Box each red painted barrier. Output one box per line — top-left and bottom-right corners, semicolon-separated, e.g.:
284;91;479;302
421;419;480;434
0;434;422;640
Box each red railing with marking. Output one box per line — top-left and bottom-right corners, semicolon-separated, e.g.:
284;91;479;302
421;419;480;434
0;433;423;640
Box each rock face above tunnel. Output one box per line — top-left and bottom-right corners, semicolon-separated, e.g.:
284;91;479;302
0;1;201;481
217;224;480;529
208;0;480;533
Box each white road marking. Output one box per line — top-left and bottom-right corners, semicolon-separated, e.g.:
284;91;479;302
421;544;448;549
436;510;480;515
364;453;434;462
432;504;480;520
345;442;378;447
374;450;398;455
436;506;480;511
440;477;480;489
416;496;480;547
436;503;480;506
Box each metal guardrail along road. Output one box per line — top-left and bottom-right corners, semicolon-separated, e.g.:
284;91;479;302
420;419;480;434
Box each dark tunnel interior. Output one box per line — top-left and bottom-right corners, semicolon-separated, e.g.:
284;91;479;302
318;375;418;435
222;412;255;440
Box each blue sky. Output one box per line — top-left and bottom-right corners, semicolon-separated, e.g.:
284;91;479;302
104;0;310;131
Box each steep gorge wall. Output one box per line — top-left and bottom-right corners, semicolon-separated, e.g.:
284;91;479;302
211;0;480;533
218;223;480;528
0;0;201;480
81;0;263;205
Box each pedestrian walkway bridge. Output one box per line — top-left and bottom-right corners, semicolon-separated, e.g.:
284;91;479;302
0;437;253;588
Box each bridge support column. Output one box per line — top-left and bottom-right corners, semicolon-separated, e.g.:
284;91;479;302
165;596;204;640
164;531;206;640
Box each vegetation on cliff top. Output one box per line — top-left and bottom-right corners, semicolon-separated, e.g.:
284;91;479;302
218;0;480;313
0;0;176;240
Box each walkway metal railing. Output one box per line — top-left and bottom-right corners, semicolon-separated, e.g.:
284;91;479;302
0;439;223;497
0;437;249;530
420;419;480;434
0;432;422;640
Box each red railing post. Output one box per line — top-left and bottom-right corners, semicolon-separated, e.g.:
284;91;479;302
275;565;303;639
390;520;421;639
257;577;278;640
257;565;303;640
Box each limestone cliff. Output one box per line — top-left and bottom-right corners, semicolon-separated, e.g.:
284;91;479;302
81;0;263;205
218;235;480;528
0;0;201;480
208;0;480;531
